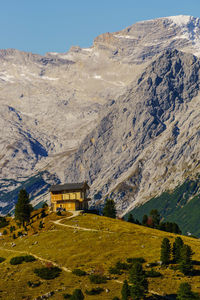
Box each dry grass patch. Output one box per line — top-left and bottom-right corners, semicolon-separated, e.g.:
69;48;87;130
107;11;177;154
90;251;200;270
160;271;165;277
0;212;200;298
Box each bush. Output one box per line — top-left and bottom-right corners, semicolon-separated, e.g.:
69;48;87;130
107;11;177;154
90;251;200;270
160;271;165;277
70;289;84;300
146;268;162;278
63;294;71;299
0;257;5;263
109;266;122;275
41;210;46;218
0;217;9;228
23;255;36;262
115;261;129;270
10;255;36;265
39;221;43;229
89;274;107;284
72;269;87;276
127;257;145;264
12;233;16;239
42;202;48;208
10;226;16;233
18;231;23;237
56;211;62;216
27;280;41;288
85;287;104;295
34;266;61;280
10;256;25;265
2;229;7;235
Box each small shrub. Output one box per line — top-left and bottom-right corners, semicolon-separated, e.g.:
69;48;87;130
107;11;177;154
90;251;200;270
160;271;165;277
0;257;5;263
63;294;71;299
41;210;46;218
146;268;162;278
127;257;145;264
89;274;107;284
10;226;16;233
72;269;87;276
109;267;122;275
85;287;104;295
12;233;16;239
39;221;43;229
18;231;23;237
34;266;61;280
70;289;84;300
115;261;129;270
2;229;7;235
56;211;62;216
23;255;36;262
27;280;41;288
0;216;9;228
10;256;25;265
42;202;48;208
10;255;36;265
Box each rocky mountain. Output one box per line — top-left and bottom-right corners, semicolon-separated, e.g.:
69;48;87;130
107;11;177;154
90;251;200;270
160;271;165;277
64;49;200;215
0;15;200;216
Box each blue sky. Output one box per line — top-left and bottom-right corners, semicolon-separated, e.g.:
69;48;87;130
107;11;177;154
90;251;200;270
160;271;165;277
1;0;200;55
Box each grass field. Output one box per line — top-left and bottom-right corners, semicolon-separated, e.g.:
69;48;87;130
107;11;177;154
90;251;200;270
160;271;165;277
0;211;200;299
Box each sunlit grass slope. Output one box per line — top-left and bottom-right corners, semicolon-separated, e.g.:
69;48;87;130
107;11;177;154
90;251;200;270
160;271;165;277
0;211;200;299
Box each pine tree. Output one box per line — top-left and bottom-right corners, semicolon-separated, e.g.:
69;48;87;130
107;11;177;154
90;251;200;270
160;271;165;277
142;214;148;226
121;280;130;300
70;289;84;300
177;282;198;300
150;209;160;227
129;262;148;300
172;237;183;263
160;238;171;265
103;199;116;218
15;189;33;226
178;244;194;275
127;213;135;223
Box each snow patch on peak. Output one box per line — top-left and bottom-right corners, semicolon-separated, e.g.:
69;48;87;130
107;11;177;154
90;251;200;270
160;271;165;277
167;15;194;26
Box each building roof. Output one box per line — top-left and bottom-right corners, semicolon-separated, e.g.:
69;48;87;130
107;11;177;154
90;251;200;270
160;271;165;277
50;182;89;192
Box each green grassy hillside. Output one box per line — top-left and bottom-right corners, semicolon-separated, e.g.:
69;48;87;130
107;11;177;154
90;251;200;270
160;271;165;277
0;211;200;299
126;176;200;236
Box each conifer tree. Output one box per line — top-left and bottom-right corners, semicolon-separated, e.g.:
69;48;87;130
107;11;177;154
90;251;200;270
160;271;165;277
142;214;148;226
150;209;160;227
160;238;171;265
173;237;183;263
127;213;135;223
70;289;84;300
129;262;148;300
178;244;193;275
121;280;130;300
15;189;33;226
103;199;116;218
177;282;198;300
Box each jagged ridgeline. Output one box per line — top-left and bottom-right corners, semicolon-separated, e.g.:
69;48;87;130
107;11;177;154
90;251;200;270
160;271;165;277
125;175;200;237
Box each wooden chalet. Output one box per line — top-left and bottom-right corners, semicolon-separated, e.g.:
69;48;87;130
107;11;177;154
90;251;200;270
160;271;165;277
50;182;90;212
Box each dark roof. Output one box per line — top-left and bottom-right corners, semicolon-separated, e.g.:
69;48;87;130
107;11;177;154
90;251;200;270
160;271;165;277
50;182;89;192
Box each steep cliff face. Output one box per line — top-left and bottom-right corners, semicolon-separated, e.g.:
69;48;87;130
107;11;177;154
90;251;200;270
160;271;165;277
0;15;200;214
64;49;200;214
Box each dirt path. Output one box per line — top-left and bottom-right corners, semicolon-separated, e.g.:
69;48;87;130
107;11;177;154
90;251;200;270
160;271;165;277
52;210;114;233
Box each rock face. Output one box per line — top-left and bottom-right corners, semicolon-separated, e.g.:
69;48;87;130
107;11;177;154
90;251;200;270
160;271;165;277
64;49;200;214
0;15;200;214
